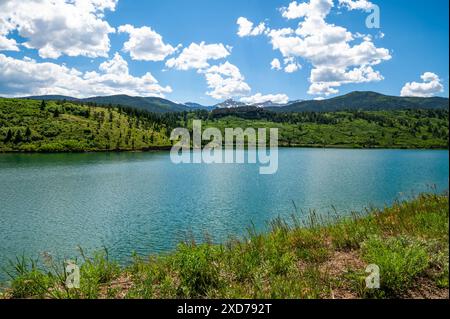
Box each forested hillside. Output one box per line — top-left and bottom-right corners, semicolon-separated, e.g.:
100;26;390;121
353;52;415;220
0;98;448;152
0;98;176;152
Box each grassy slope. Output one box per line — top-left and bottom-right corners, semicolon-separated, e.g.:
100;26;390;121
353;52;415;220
1;194;448;299
201;112;449;149
1;98;449;152
0;98;173;152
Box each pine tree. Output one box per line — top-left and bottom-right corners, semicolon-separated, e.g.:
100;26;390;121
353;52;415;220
14;130;22;144
4;129;13;142
25;127;32;140
40;100;46;111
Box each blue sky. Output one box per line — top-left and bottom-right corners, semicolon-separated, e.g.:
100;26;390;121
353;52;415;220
0;0;448;105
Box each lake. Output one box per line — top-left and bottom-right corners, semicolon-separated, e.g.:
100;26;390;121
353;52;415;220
0;148;448;280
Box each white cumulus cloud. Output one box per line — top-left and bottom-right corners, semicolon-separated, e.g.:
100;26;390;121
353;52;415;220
0;36;19;51
237;17;266;37
281;0;333;19
164;42;250;100
261;0;391;96
400;72;444;97
271;58;282;70
284;63;301;73
118;24;178;62
0;53;172;98
165;42;231;71
0;0;117;59
201;61;251;100
338;0;375;11
283;57;301;73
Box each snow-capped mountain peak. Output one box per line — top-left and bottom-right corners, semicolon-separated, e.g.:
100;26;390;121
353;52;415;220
214;99;246;108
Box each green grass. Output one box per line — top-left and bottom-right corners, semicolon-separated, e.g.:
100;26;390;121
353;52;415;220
1;193;448;299
0;98;173;152
1;98;448;152
360;236;430;297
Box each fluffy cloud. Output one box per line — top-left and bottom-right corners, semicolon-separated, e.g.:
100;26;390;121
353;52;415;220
281;0;333;19
165;42;231;71
164;42;251;100
284;63;300;73
0;36;19;51
118;24;178;61
201;62;251;100
240;93;289;105
236;17;266;37
271;58;282;70
338;0;375;11
283;57;301;73
0;0;117;59
400;72;444;97
307;65;382;95
0;53;172;98
270;57;301;73
261;0;390;96
310;65;383;83
307;82;339;96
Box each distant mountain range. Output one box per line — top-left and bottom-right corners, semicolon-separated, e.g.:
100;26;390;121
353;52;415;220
23;94;190;113
211;99;303;108
20;91;448;113
23;95;79;102
267;92;449;112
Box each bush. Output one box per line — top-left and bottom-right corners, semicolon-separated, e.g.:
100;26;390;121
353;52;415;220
361;236;429;296
173;244;222;298
38;142;66;152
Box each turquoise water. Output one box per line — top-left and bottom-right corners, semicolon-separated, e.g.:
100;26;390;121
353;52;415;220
0;149;448;278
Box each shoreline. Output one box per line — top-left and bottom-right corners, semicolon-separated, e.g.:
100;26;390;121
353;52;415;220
1;193;448;299
1;144;448;155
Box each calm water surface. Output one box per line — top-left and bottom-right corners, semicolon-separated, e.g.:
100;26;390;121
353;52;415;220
0;148;448;279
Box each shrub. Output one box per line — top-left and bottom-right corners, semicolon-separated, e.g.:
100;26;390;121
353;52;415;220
173;244;222;298
38;142;65;152
361;236;429;296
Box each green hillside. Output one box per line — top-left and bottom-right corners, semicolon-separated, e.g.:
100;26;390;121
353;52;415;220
0;98;174;152
206;107;448;149
0;98;448;152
